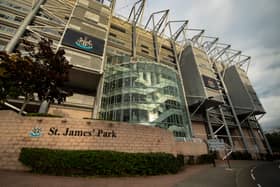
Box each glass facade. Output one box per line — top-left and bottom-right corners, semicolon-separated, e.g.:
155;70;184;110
100;56;192;139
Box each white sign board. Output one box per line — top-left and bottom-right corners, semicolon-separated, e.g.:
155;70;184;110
207;139;225;151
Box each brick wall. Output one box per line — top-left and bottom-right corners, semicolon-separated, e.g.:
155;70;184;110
0;110;209;171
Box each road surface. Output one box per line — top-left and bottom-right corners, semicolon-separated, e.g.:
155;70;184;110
251;161;280;187
176;160;280;187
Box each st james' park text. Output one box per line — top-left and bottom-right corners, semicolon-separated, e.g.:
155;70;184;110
48;127;117;138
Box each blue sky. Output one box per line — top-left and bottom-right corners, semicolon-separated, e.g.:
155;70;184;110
114;0;280;130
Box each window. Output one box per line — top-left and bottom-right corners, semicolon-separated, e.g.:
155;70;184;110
116;79;122;88
0;13;23;23
0;1;29;12
0;13;9;20
115;95;121;104
111;80;116;90
109;32;116;37
168;55;174;59
161;45;173;52
131;109;139;121
139;110;148;121
109;96;114;105
0;44;5;50
103;83;109;94
141;44;149;49
110;24;126;33
123;109;130;122
141;49;149;54
156;73;160;83
108;37;125;46
115;110;121;121
124;77;130;87
14;16;23;22
123;94;130;103
0;25;16;34
143;72;147;80
163;86;178;96
151;73;155;85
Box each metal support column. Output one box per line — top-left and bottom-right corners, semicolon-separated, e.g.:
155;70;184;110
248;120;261;154
93;0;116;118
153;33;160;62
212;61;249;152
170;40;193;138
206;109;215;139
145;10;169;62
132;24;137;57
5;0;46;53
128;0;145;58
255;119;273;155
219;106;234;148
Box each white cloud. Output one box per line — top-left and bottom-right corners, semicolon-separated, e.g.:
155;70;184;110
259;95;280;130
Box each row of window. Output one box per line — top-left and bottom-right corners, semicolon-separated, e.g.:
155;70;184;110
173;131;186;138
0;12;23;23
103;80;178;97
110;24;126;33
0;25;16;34
101;93;146;106
100;109;148;122
105;70;177;85
161;45;173;52
0;1;30;13
104;73;166;92
101;92;180;108
163;86;179;97
100;109;186;129
165;100;181;109
37;12;64;25
117;62;176;74
108;37;125;46
95;0;112;7
108;33;154;56
0;44;5;50
162;114;184;126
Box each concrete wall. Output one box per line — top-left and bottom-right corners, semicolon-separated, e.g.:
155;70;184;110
0;110;208;171
231;128;266;154
180;46;206;106
251;129;267;153
192;122;208;140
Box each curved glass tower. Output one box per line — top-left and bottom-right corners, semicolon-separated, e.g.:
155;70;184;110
100;56;192;139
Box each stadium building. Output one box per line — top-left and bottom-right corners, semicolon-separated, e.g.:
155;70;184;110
0;0;272;156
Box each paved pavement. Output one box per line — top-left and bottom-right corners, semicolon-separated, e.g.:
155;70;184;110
0;160;278;187
0;164;209;187
176;160;280;187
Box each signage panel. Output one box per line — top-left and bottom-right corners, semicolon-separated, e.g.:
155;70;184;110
202;75;219;90
62;29;105;56
207;138;225;151
29;127;117;138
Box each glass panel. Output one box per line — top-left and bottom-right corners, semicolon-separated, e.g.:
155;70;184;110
100;57;192;139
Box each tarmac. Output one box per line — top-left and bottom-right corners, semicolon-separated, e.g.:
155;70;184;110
0;160;269;187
